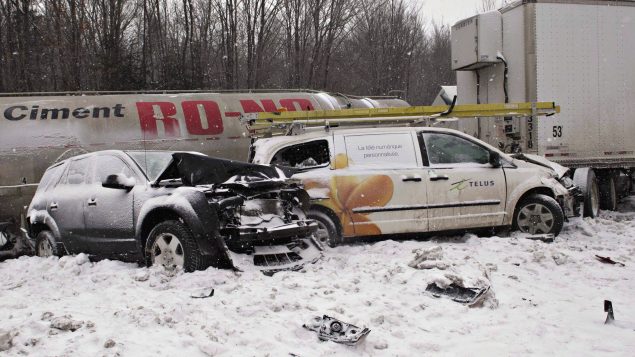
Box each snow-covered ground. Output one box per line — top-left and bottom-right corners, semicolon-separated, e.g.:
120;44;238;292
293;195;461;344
2;203;635;356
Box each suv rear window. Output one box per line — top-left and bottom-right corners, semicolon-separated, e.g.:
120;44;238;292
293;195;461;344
271;140;330;168
64;157;92;185
35;163;65;193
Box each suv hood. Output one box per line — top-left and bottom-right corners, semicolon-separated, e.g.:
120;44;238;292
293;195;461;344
511;153;569;178
155;153;285;187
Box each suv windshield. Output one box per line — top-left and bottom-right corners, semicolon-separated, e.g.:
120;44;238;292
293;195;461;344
126;152;174;181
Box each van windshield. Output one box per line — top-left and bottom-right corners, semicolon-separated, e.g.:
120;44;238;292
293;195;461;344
126;151;174;181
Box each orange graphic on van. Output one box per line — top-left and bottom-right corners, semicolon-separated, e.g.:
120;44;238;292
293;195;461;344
305;154;394;236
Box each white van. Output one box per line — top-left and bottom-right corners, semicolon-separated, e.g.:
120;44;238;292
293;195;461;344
251;127;579;245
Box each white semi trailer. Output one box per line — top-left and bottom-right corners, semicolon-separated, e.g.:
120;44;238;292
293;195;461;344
450;0;635;217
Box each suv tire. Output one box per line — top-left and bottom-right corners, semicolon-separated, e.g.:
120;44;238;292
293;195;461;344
513;194;564;236
35;230;62;257
145;220;206;272
308;210;341;247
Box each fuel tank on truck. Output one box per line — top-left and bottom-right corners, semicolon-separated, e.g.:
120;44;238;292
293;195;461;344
0;90;409;224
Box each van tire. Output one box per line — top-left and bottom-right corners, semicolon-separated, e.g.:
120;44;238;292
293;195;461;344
513;194;564;236
308;210;341;247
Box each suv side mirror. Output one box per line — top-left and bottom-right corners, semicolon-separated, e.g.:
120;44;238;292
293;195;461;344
102;174;135;191
489;152;502;168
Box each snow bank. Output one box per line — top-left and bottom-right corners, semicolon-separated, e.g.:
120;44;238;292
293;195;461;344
2;207;635;355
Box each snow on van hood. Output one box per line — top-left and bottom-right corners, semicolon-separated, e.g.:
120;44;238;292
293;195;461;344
511;153;569;178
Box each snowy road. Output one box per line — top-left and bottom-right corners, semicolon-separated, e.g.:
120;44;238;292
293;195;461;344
2;205;635;356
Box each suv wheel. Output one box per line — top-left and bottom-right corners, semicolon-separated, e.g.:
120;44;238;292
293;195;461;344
145;220;205;272
35;230;62;257
513;194;564;236
308;210;341;247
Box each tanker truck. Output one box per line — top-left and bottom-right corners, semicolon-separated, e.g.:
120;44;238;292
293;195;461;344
0;90;407;259
450;0;635;217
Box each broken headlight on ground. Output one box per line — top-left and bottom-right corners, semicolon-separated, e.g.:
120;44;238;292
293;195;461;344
303;315;371;345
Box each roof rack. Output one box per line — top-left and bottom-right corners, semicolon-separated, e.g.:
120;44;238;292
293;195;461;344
241;100;560;138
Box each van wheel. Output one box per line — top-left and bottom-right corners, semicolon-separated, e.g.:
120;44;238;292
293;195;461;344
35;230;62;257
308;210;341;247
573;168;600;218
145;220;205;272
513;194;564;236
599;174;618;211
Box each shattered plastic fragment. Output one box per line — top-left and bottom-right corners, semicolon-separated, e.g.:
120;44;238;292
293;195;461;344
303;315;370;345
425;283;490;306
191;289;215;299
604;300;615;324
595;255;626;267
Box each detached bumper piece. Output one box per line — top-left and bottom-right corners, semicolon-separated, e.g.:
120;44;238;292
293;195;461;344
303;315;370;345
227;238;322;275
425;283;490;306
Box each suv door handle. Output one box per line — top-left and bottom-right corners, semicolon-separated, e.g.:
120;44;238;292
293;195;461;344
430;175;449;181
401;175;422;182
87;198;97;206
49;202;58;210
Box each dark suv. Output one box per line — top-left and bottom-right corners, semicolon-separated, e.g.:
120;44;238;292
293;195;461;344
27;150;321;272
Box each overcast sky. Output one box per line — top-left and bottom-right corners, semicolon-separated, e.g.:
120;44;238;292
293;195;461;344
417;0;495;26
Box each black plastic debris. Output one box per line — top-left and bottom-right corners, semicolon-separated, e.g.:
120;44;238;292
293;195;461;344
190;289;215;299
604;300;615;324
525;234;555;243
425;283;490;306
303;315;370;345
595;255;626;267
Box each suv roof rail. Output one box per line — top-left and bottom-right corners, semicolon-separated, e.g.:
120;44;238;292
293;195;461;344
241;101;560;138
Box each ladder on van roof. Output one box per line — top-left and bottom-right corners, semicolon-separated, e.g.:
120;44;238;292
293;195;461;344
240;99;560;138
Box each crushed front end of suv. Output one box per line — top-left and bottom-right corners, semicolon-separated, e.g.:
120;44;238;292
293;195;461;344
27;150;321;273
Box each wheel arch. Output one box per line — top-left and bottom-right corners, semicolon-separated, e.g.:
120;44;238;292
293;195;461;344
308;203;342;237
506;186;556;226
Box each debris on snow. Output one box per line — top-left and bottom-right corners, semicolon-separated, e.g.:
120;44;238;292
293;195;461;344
50;316;84;332
303;315;370;345
0;329;15;352
596;255;626;267
604;300;615;324
425;283;490;306
191;288;215;299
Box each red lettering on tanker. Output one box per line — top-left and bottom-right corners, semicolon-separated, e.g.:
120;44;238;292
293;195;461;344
239;99;278;112
181;101;223;135
137;98;314;138
136;102;181;139
239;98;314;112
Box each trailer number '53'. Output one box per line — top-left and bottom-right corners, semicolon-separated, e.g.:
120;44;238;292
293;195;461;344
552;126;563;138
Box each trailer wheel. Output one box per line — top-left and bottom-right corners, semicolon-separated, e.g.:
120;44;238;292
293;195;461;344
573;168;600;218
35;231;62;257
599;174;618;211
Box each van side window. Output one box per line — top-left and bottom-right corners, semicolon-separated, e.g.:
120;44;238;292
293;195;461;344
422;132;489;165
64;157;93;185
271;140;330;168
344;133;418;168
